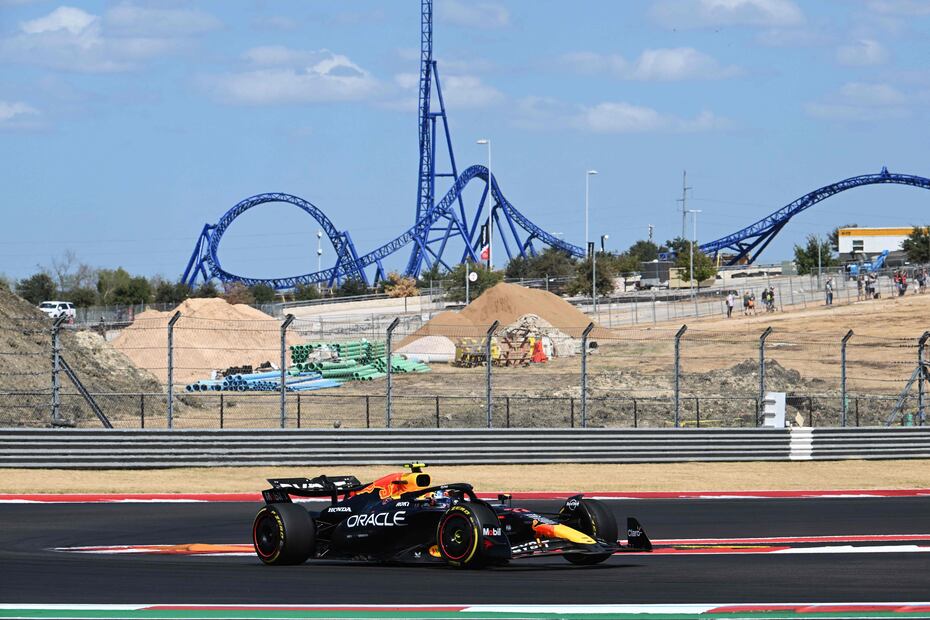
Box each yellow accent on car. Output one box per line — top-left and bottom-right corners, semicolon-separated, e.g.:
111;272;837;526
532;521;596;545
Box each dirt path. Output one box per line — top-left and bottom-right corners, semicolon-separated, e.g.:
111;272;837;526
3;461;928;493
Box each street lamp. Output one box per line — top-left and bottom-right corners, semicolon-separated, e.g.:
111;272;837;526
585;170;598;251
585;170;598;310
316;230;323;273
477;139;492;269
686;209;702;298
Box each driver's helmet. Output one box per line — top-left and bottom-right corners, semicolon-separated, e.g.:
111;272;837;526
432;489;448;500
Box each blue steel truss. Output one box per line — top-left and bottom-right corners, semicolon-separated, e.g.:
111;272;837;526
701;167;930;265
182;0;581;290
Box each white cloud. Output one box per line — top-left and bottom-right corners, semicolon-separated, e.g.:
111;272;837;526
207;48;378;105
867;0;930;16
806;82;909;121
21;6;96;34
514;97;729;133
651;0;804;29
440;75;504;108
436;0;509;29
104;4;221;36
0;100;38;122
576;102;730;133
836;39;889;66
0;100;40;129
387;71;503;110
839;82;906;106
563;48;740;81
1;4;219;72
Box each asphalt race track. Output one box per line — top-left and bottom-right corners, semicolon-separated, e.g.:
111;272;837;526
1;498;929;605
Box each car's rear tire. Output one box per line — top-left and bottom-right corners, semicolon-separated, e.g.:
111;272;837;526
561;498;617;565
252;503;316;565
436;502;497;568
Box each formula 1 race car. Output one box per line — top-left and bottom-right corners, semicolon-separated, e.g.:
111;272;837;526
252;463;651;568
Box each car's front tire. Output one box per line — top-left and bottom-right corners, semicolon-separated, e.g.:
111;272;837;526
252;503;316;565
560;498;617;565
436;502;498;568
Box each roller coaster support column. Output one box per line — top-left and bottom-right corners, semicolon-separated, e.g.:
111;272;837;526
841;330;854;427
280;314;295;429
385;318;400;428
486;321;499;428
581;322;595;428
167;311;181;430
759;327;773;424
674;325;687;427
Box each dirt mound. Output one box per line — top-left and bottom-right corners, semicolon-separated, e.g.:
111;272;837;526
401;283;606;349
461;283;606;337
112;297;296;384
397;310;482;348
0;287;161;427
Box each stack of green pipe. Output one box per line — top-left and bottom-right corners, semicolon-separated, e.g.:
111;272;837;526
371;356;431;374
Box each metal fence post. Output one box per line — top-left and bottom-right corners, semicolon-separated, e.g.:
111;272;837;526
280;314;295;428
166;311;181;429
674;325;687;427
51;315;66;425
919;332;930;426
758;326;773;423
385;317;400;428
841;330;854;427
485;320;499;428
652;292;657;325
580;322;595;428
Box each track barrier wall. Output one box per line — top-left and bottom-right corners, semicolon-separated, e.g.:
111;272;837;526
0;427;928;468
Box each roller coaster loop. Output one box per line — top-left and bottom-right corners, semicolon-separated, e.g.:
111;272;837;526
181;168;586;289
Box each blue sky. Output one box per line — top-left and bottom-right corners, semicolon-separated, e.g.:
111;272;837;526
2;0;930;282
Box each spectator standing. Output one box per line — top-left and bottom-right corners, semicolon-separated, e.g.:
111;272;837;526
742;290;751;316
726;292;735;318
857;275;864;301
825;277;834;306
748;290;757;315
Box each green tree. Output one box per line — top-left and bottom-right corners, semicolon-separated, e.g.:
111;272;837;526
153;280;191;305
0;274;10;291
504;247;577;280
222;282;254;305
663;237;690;258
250;284;276;304
63;287;97;308
16;273;56;304
793;234;838;275
674;244;718;287
444;264;503;302
415;264;444;289
626;239;660;262
567;254;616;296
192;281;220;298
901;226;930;264
332;278;368;297
293;283;321;301
96;268;132;305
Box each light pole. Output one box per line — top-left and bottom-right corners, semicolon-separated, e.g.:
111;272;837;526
477;139;492;269
686;209;702;298
586;170;598;310
316;231;323;273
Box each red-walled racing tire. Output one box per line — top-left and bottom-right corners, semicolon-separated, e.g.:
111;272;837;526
436;502;498;568
252;503;316;565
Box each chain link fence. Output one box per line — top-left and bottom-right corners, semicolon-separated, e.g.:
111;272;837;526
3;289;928;429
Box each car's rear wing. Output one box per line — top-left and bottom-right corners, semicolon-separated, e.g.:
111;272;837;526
262;475;365;504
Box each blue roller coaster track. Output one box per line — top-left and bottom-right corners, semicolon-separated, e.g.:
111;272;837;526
700;167;930;265
182;0;583;290
182;2;930;289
